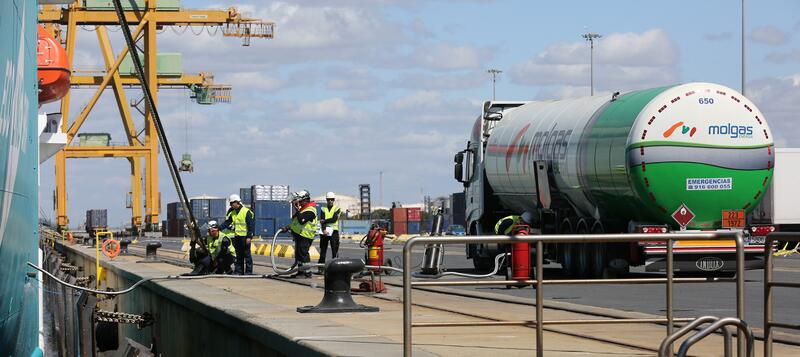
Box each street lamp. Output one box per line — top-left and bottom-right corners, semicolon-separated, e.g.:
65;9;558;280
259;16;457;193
741;0;746;95
582;32;602;96
487;68;502;100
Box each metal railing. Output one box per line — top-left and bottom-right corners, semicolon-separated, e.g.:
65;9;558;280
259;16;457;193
402;232;746;357
764;232;800;357
658;315;754;357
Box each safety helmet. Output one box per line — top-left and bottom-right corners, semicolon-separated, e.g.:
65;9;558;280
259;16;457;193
326;192;336;200
521;211;534;224
229;194;241;203
291;190;311;202
208;220;219;229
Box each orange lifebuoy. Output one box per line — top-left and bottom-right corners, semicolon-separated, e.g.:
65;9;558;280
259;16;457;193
65;232;74;244
101;238;121;259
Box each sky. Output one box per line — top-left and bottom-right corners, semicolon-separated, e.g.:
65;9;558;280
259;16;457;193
38;0;800;228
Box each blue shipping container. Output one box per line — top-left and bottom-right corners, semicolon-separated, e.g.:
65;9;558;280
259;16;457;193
253;200;291;219
167;201;186;220
254;217;276;238
209;198;226;218
240;187;252;205
407;221;421;235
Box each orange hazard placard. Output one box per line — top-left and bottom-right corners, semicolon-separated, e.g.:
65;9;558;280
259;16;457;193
722;209;746;228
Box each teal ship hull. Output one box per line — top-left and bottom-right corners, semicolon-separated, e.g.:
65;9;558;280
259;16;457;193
0;0;41;355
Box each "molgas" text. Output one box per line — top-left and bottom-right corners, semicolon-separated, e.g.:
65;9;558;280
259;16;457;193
708;123;753;138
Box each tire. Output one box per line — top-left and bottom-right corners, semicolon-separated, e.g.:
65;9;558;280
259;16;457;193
561;244;577;276
589;222;607;278
574;219;590;277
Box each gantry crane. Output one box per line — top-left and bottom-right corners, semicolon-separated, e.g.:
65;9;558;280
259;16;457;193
38;1;273;233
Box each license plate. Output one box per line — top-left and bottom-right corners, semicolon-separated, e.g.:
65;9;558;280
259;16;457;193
746;236;765;245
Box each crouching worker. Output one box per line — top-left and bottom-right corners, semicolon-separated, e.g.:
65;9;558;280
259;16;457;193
204;220;236;274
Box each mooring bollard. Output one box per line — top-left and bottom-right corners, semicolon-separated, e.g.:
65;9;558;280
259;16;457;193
143;242;162;262
297;259;379;313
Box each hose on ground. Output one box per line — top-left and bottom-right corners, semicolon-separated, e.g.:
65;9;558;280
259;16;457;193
268;231;324;276
412;253;508;279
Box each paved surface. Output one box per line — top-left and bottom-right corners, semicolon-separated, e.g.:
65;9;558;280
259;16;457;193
74;241;800;356
139;236;800;337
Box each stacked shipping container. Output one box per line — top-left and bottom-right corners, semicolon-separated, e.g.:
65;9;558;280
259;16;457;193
165;197;226;237
251;184;291;238
389;207;423;235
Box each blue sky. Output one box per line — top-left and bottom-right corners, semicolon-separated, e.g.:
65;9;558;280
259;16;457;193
39;0;800;228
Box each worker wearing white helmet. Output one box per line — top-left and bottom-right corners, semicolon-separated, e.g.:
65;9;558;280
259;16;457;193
494;211;534;235
219;193;255;274
317;192;342;273
280;190;319;278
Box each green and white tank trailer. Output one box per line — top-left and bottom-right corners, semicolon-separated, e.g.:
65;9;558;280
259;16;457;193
456;82;773;277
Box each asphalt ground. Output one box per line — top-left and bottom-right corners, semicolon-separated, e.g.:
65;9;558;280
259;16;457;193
143;236;799;333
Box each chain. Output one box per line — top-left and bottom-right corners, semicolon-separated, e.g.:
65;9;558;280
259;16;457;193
94;310;153;328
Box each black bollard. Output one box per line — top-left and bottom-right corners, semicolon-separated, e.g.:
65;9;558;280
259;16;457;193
138;242;162;263
297;259;379;313
119;239;131;255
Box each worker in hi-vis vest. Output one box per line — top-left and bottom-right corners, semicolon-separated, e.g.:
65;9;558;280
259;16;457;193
281;190;318;278
494;211;534;235
220;194;255;275
206;220;236;274
317;191;341;273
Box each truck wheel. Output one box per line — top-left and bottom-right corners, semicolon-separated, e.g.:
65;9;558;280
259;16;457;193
589;223;607;278
589;243;607;278
574;219;590;277
561;244;577;276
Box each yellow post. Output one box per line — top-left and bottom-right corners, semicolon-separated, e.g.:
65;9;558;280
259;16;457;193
95;231;113;289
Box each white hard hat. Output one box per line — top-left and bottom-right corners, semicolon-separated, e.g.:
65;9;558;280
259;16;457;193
326;192;336;200
521;211;534;224
229;194;241;203
208;220;218;229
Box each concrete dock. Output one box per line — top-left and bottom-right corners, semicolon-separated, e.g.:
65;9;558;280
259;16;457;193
44;241;800;356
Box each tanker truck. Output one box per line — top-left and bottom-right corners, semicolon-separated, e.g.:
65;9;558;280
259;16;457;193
454;82;773;277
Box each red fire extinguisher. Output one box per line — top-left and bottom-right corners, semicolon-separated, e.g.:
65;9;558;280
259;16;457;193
365;226;385;273
511;225;531;281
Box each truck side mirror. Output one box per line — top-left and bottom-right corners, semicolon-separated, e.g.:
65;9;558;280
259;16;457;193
454;163;464;182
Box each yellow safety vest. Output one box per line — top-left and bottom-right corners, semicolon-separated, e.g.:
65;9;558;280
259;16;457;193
495;215;520;235
291;205;318;239
322;204;340;231
207;230;236;258
227;206;253;237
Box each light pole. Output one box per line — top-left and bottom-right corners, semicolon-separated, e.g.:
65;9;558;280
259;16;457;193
487;68;502;100
582;32;601;96
741;0;746;95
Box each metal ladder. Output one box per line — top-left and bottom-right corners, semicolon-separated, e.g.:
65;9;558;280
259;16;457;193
658;315;754;357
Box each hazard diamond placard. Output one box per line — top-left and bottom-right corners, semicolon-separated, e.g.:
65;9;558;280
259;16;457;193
672;203;695;229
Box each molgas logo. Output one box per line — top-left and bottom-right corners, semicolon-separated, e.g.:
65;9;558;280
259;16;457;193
708;123;753;139
663;121;696;138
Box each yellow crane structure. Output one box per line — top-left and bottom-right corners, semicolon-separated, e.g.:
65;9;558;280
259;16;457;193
39;1;273;232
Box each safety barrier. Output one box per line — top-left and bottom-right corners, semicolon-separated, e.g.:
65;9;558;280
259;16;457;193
764;232;800;357
402;232;746;357
658;315;754;357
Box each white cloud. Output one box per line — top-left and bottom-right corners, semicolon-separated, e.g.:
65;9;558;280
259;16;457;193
510;29;680;90
412;43;484;70
765;49;800;64
748;74;800;146
291;97;369;121
750;26;790;46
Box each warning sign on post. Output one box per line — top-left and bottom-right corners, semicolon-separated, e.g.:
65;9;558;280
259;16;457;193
722;209;746;228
